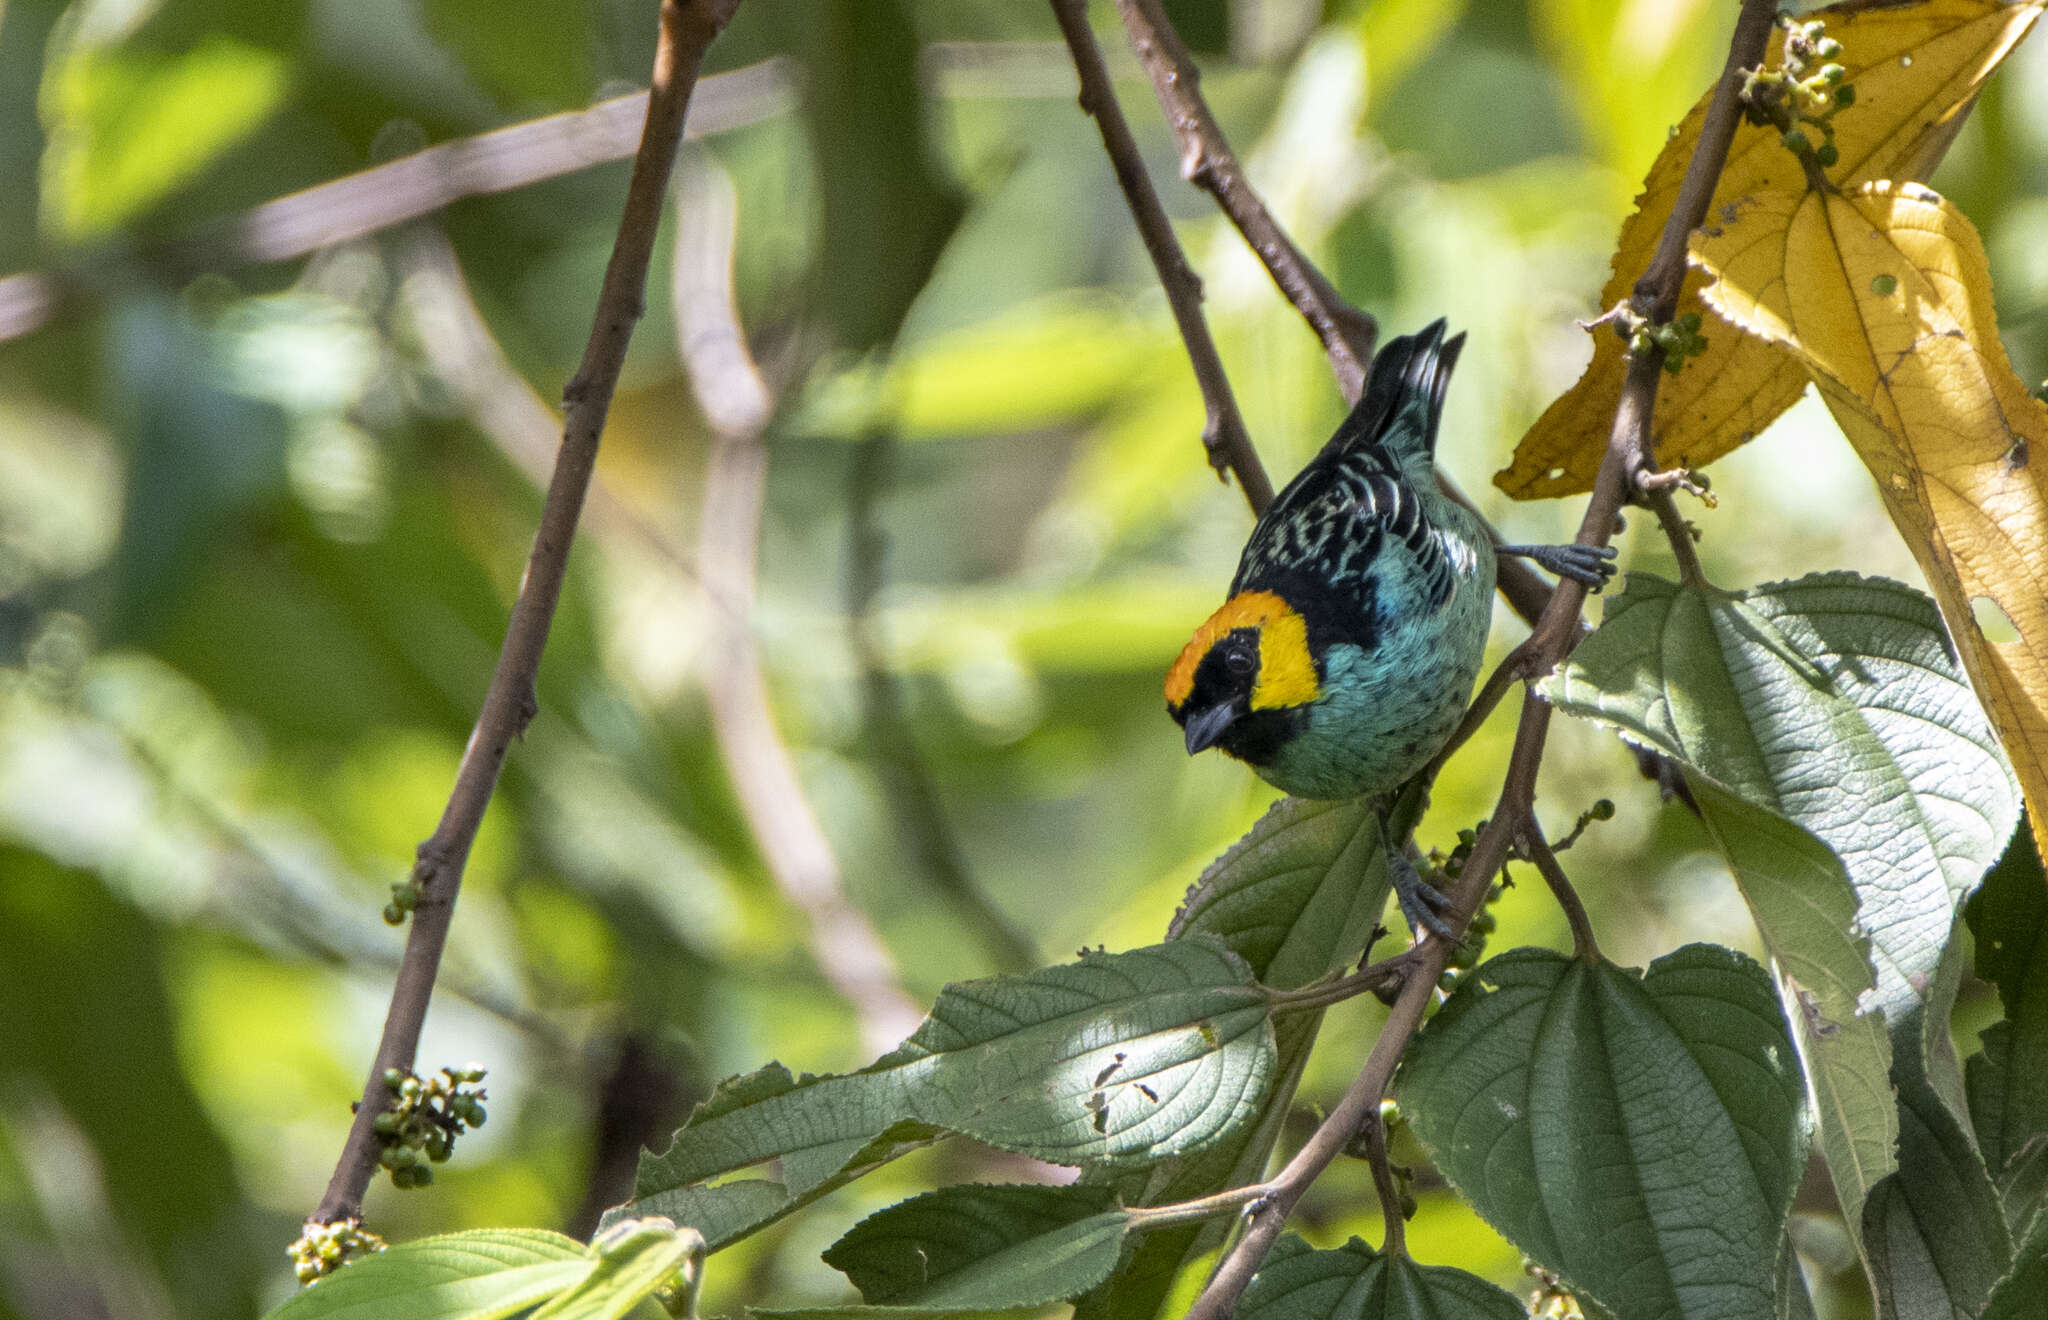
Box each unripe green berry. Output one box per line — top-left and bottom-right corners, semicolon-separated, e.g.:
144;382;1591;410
382;1068;404;1089
1816;144;1839;167
1834;83;1856;108
1782;128;1813;154
1590;798;1616;821
1819;63;1845;84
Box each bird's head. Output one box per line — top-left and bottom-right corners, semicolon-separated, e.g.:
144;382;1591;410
1164;590;1322;764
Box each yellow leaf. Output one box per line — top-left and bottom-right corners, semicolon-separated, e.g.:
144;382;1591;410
1693;181;2048;872
1496;0;2044;500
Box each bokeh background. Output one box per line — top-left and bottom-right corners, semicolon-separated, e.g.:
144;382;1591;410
1;0;2044;1315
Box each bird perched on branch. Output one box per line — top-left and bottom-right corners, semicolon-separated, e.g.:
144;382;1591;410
1165;320;1614;938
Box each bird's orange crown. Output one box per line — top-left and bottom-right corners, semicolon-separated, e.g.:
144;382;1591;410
1164;589;1321;712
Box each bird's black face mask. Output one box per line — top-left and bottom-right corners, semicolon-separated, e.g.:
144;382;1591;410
1168;626;1303;768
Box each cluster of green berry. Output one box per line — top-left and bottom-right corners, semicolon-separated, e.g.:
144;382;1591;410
286;1217;386;1285
1616;310;1710;375
1741;16;1856;171
383;874;421;925
1432;825;1509;991
372;1063;489;1188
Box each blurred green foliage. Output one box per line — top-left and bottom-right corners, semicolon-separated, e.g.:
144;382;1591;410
0;0;2042;1316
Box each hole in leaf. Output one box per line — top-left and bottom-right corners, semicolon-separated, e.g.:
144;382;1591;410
1972;595;2020;644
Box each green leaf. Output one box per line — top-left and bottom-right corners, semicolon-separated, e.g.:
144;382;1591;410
1167;798;1392;988
822;1185;1131;1310
1235;1236;1525;1320
1395;944;1804;1320
1862;942;2011;1320
1967;827;2048;1179
622;942;1278;1239
1545;572;2021;1234
1690;779;1895;1244
1981;1225;2048;1320
1997;1136;2048;1245
39;34;290;242
1078;800;1392;1320
531;1219;703;1320
268;1223;701;1320
265;1230;593;1320
1546;572;2017;1022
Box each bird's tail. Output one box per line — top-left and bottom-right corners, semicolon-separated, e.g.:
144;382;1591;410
1322;318;1465;467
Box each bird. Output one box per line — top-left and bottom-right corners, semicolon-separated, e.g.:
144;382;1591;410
1164;320;1614;939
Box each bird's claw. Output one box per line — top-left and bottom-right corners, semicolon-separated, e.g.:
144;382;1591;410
1498;542;1619;591
1388;846;1455;944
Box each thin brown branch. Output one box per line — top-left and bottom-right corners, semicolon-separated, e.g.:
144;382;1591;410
1180;2;1778;1312
1643;484;1709;587
1113;0;1377;399
1047;0;1274;515
309;0;743;1231
1359;1106;1407;1258
1522;823;1599;963
1104;0;1583;652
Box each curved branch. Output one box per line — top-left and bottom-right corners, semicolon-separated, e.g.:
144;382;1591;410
1047;0;1274;515
1113;0;1377;399
1179;2;1779;1312
309;0;743;1230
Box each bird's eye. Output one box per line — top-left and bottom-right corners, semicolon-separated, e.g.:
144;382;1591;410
1224;647;1256;677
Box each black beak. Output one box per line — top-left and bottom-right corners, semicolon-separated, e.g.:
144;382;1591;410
1182;704;1236;756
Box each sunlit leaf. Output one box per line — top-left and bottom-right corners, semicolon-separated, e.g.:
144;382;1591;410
39;35;291;242
531;1219;702;1320
1546;572;2018;1021
1545;571;2020;1232
1396;945;1804;1320
265;1230;592;1320
619;942;1278;1246
1497;0;2045;499
1076;799;1390;1320
1692;180;2048;873
1688;779;1896;1248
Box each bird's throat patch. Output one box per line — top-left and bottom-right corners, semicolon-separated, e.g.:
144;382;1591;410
1164;590;1320;711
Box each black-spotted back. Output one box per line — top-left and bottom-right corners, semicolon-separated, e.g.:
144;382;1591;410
1231;320;1468;652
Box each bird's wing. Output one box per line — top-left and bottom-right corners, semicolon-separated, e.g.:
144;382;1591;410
1232;445;1457;618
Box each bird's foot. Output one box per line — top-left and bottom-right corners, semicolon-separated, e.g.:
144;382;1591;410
1388;846;1455;944
1498;542;1619;590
